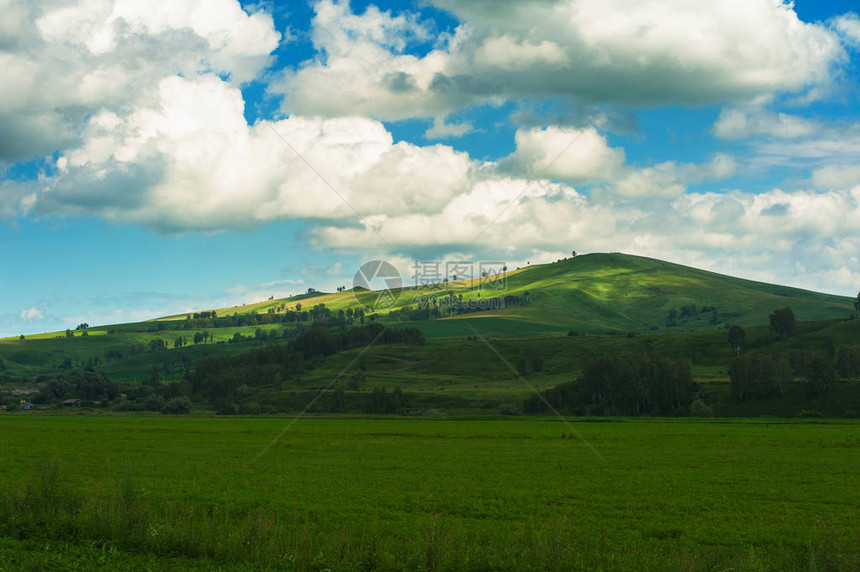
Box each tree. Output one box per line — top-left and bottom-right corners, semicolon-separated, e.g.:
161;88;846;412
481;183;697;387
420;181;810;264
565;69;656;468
161;396;192;414
855;290;860;317
148;366;161;386
837;347;859;380
727;325;745;355
666;308;678;327
347;369;365;391
807;353;835;396
516;358;528;377
330;388;346;412
769;307;795;339
774;356;792;397
822;336;836;358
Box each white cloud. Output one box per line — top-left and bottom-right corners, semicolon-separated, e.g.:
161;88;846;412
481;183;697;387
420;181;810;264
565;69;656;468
711;107;860;187
611;162;688;198
712;107;819;140
812;164;860;190
274;0;845;119
0;0;279;161
502;126;625;184
832;12;860;47
312;183;860;296
20;306;44;321
2;0;859;301
260;278;305;288
425;116;474;139
610;154;736;198
14;74;474;233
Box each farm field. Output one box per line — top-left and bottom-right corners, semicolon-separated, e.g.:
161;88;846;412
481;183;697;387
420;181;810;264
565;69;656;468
1;415;858;570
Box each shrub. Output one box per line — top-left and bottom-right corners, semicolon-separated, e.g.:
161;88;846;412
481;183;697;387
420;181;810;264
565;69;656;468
499;403;519;416
796;409;824;418
689;399;712;417
161;396;192;415
143;394;165;411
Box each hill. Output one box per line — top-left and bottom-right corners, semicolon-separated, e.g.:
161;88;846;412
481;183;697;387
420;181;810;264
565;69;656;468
218;252;853;334
0;253;854;382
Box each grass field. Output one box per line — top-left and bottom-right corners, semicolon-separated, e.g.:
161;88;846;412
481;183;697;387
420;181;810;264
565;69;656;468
1;415;858;570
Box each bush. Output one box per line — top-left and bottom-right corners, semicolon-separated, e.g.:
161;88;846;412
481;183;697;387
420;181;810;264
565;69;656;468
689;399;712;417
238;402;262;415
217;402;239;415
161;396;192;414
796;409;824;418
499;403;519;416
143;394;165;411
424;409;448;417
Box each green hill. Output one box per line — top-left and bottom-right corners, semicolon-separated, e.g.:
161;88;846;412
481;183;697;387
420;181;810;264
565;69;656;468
0;253;854;381
265;252;851;336
481;252;852;333
189;252;853;333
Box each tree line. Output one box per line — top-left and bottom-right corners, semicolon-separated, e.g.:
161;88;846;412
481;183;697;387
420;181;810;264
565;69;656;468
726;307;859;400
524;352;695;416
175;304;369;331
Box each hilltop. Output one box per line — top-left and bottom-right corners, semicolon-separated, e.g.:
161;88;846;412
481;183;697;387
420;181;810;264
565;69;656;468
211;252;852;337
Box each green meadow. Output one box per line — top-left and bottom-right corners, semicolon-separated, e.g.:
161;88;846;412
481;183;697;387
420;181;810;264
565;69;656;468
1;415;858;571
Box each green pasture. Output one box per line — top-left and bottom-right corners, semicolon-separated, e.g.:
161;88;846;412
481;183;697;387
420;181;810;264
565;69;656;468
0;416;857;570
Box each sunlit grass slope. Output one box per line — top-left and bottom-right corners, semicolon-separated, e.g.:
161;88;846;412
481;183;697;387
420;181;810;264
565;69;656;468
249;252;852;334
0;253;853;380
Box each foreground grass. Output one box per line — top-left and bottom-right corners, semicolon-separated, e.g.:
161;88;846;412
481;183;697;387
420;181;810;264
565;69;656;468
0;416;858;570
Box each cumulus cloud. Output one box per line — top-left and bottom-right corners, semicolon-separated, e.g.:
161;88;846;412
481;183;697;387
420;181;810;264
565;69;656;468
610;154;736;198
15;74;473;232
0;0;279;161
812;164;860;190
712;107;819;140
711;107;860;186
2;0;859;302
312;181;860;295
501;126;625;184
273;0;845;120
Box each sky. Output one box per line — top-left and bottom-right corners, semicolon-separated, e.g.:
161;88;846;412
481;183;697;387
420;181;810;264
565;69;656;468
1;0;860;337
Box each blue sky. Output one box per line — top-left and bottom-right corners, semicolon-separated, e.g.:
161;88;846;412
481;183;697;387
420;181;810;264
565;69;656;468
2;0;860;337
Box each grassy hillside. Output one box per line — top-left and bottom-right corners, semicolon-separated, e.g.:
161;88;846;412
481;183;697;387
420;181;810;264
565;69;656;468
0;253;853;382
214;253;854;334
